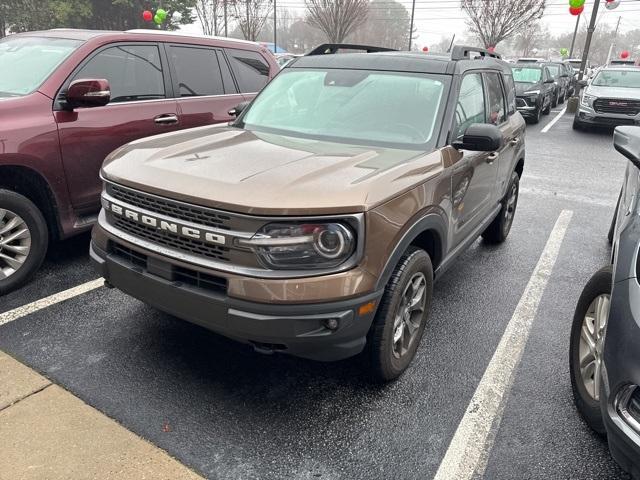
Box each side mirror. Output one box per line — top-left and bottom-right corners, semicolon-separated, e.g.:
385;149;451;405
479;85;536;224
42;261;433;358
453;123;503;152
614;126;640;170
560;74;569;78
544;78;555;84
66;79;110;109
228;100;250;117
577;79;588;88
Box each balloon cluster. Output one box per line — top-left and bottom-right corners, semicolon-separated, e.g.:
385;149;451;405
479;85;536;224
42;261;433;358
560;47;569;56
142;8;182;25
605;0;621;10
621;50;630;59
568;0;585;16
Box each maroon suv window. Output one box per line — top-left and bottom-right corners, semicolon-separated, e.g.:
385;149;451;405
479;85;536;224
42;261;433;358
72;45;165;103
226;48;270;93
169;46;225;97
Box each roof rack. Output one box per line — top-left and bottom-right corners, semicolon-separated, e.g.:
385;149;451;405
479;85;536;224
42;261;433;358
306;43;397;56
450;45;501;61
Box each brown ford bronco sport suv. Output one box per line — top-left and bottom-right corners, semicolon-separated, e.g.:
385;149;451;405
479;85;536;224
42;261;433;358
91;45;526;381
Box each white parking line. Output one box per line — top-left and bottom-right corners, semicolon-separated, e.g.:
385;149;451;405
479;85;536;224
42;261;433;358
433;210;573;480
0;279;104;327
541;107;567;133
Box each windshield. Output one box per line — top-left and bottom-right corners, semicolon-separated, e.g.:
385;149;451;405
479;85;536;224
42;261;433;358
0;36;81;97
546;65;560;77
512;67;542;83
240;68;447;148
592;69;640;88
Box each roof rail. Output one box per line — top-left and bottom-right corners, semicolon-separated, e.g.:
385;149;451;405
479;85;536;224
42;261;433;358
450;45;501;61
306;43;396;56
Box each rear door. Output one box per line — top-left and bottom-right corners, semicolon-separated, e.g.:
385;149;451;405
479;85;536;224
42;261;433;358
166;44;244;128
450;72;500;247
55;42;179;212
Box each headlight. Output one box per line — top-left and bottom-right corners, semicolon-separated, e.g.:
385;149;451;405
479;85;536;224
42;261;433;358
238;222;356;269
523;90;540;95
581;93;596;107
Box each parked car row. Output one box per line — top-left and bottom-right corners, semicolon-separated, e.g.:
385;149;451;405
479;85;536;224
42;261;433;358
0;29;279;294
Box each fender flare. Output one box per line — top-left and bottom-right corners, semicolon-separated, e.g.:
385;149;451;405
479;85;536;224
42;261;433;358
374;212;447;291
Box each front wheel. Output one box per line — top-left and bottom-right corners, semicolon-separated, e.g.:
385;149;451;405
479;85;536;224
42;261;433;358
543;98;551;115
482;171;520;244
552;91;559;108
0;190;49;295
569;266;612;436
366;247;433;382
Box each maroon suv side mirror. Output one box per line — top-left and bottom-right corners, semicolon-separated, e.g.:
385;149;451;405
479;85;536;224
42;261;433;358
66;79;111;109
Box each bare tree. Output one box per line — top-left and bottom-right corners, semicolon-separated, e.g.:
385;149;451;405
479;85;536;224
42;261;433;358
461;0;545;49
232;0;273;42
305;0;369;44
195;0;226;36
513;22;548;57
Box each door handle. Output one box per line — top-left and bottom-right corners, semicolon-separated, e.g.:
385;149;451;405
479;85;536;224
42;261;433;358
154;114;178;125
510;137;519;145
486;152;499;163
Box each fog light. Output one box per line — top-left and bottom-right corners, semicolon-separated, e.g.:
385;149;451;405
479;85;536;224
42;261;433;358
616;385;640;434
323;318;339;331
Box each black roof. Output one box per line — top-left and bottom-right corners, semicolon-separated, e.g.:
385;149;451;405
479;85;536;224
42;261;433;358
291;50;513;76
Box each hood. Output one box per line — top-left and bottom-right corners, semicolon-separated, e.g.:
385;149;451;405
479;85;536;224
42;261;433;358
101;125;444;216
515;82;541;96
585;84;640;100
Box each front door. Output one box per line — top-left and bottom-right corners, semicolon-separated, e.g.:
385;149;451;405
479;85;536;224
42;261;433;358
55;43;180;213
450;72;499;248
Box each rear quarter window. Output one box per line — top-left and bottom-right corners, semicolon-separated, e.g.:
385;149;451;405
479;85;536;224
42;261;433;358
503;73;517;115
226;48;271;93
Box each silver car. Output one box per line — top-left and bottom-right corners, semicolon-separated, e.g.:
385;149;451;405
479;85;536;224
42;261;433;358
573;66;640;130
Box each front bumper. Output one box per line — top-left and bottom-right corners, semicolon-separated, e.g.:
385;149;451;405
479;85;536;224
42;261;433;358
516;96;540;117
90;240;383;362
602;277;640;479
576;106;640;127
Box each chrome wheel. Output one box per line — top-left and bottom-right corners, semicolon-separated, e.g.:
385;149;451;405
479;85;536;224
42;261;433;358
0;208;31;280
579;294;610;401
504;180;518;232
392;272;427;359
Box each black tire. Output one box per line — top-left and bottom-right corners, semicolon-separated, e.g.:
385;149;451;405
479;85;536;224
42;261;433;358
608;189;622;245
482;171;520;244
573;116;584;131
552;91;559;108
0;190;48;295
569;265;612;436
366;247;433;382
530;106;542;124
559;89;565;104
543;99;551;115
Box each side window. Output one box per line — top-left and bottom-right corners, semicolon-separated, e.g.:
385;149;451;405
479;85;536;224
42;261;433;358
543;67;550;82
169;46;224;97
73;45;164;103
226;48;270;93
216;51;237;94
453;73;485;139
503;73;516;116
484;72;507;125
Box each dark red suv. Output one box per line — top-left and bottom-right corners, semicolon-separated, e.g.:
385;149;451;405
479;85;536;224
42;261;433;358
0;29;278;294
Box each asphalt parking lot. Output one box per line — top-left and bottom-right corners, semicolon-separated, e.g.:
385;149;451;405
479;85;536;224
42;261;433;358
0;108;631;479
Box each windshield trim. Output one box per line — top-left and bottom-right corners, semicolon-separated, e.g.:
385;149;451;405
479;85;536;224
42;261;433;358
235;67;451;151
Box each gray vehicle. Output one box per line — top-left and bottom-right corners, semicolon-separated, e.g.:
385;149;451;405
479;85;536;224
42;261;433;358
574;66;640;130
543;61;570;105
570;126;640;479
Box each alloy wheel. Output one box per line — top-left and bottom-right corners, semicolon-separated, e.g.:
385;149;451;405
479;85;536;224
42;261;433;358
578;294;610;401
392;272;427;359
504;180;518;233
0;208;32;280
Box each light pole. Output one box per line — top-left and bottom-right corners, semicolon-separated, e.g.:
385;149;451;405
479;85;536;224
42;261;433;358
408;0;416;51
578;0;601;81
274;0;277;51
569;14;580;57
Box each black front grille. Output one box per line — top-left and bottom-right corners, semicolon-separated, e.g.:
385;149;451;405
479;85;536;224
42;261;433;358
109;184;232;230
109;242;227;294
516;98;527;108
113;217;230;262
593;98;640;115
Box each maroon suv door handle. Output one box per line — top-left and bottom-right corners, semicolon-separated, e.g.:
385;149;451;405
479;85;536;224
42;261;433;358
154;114;178;125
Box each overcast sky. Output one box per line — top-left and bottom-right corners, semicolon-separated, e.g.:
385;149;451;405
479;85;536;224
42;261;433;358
180;0;640;50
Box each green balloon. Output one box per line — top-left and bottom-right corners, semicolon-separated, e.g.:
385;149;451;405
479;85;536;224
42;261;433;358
153;14;162;24
157;8;167;21
560;48;568;56
569;0;585;7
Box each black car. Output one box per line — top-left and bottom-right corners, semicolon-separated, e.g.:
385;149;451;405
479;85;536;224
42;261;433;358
512;64;555;123
543;61;571;105
570;126;640;479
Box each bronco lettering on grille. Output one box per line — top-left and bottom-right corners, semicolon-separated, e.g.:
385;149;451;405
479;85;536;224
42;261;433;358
105;201;226;246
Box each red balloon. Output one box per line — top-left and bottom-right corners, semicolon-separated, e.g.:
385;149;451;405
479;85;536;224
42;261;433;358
569;5;584;15
487;46;496;53
621;50;630;59
422;46;429;52
142;10;153;21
